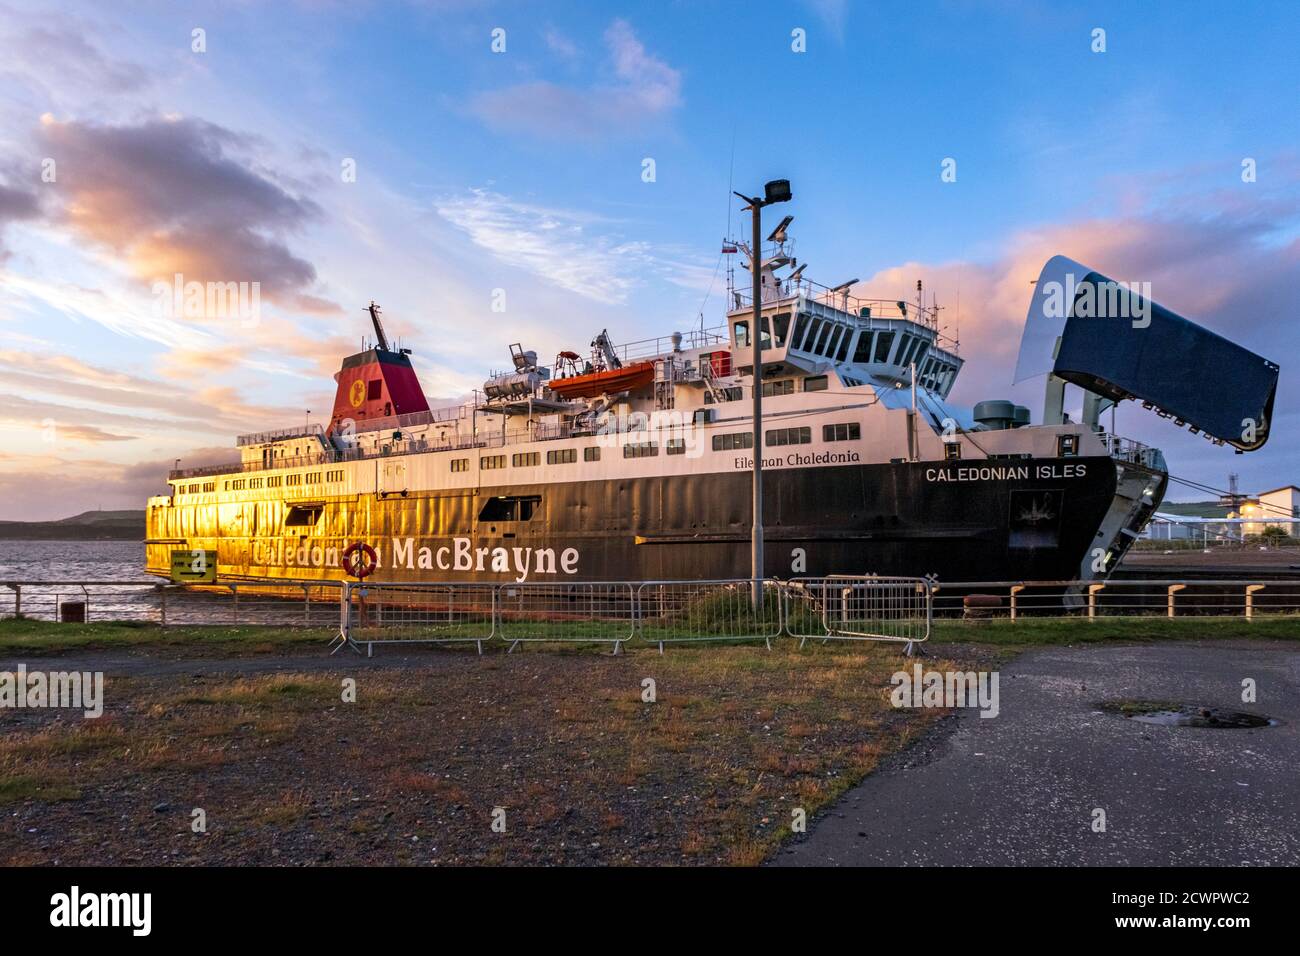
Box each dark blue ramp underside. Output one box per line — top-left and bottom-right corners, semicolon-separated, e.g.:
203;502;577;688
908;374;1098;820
1053;272;1279;451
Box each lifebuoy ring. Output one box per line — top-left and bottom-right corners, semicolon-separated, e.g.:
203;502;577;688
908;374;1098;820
341;542;378;579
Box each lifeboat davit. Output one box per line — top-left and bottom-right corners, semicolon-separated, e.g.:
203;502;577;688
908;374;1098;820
548;360;655;399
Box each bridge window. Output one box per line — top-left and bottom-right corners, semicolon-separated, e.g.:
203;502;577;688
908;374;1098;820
789;313;808;349
824;325;843;357
762;379;795;397
835;328;853;362
771;312;791;347
813;322;835;355
803;375;828;392
733;320;750;347
852;331;873;364
874;331;896;363
800;318;822;352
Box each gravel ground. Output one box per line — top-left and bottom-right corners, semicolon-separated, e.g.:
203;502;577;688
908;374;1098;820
0;641;958;866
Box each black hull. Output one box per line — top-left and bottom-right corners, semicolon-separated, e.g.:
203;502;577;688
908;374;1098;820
147;457;1120;584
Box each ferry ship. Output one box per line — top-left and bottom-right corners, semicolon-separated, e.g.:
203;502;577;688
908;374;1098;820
146;224;1278;586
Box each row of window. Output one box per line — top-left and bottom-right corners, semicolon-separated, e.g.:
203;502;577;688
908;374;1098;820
459;447;601;472
457;422;865;471
705;375;828;405
208;419;867;494
712;422;860;452
733;311;959;394
220;469;345;492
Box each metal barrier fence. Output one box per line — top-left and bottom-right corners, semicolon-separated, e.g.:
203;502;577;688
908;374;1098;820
931;579;1300;620
341;581;496;654
495;581;637;652
637;579;783;651
7;574;1300;656
785;576;932;651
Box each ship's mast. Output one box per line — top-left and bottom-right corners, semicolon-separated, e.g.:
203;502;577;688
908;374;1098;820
366;301;390;352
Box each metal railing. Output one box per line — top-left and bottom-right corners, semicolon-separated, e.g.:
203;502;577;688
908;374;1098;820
931;579;1300;620
0;579;343;627
1095;431;1166;471
613;326;728;361
236;423;327;447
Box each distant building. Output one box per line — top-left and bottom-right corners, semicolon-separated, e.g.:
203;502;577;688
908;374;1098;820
1243;485;1300;536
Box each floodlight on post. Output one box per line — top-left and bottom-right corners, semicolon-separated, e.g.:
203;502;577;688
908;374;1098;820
733;179;792;610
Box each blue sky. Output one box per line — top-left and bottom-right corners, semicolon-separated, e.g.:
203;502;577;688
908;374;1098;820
0;0;1297;517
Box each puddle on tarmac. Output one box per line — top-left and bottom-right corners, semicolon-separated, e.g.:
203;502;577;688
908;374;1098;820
1099;700;1277;729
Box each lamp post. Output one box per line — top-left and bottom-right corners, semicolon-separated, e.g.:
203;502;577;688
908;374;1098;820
733;179;792;610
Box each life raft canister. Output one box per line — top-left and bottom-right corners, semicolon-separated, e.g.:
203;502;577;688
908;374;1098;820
341;542;378;579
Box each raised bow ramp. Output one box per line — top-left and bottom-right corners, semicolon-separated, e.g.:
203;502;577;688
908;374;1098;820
1017;255;1280;451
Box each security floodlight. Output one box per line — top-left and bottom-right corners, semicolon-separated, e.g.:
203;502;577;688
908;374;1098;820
764;179;792;204
733;177;792;613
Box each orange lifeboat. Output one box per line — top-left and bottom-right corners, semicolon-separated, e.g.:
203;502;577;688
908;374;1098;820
548;360;655;399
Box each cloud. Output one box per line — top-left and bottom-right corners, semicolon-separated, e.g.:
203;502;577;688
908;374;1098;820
471;19;681;138
803;0;848;42
7;21;150;95
0;178;41;260
33;115;338;314
0;448;239;520
434;187;717;306
543;26;578;59
0;350;307;438
50;424;137;443
435;189;646;303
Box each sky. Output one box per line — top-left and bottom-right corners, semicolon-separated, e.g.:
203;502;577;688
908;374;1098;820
0;0;1297;519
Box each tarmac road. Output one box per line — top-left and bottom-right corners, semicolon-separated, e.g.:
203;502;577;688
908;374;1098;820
773;639;1300;866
